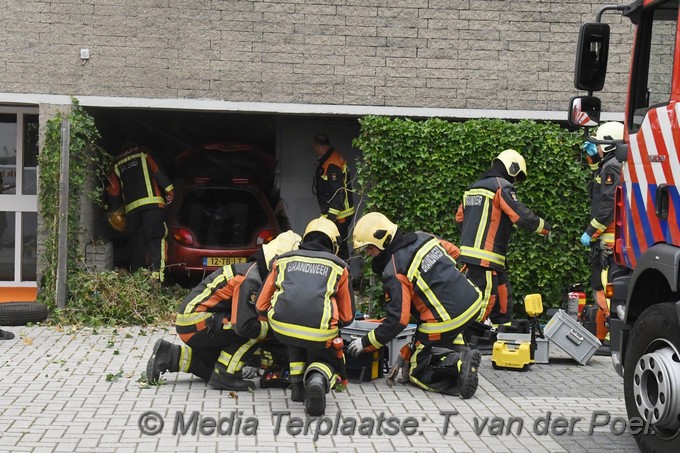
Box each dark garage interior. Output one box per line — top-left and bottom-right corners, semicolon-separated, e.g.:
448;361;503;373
87;108;282;280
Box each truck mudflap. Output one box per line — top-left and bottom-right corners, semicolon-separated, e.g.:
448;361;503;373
608;318;628;377
608;272;630;377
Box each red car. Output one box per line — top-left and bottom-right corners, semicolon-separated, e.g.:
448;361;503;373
165;143;281;281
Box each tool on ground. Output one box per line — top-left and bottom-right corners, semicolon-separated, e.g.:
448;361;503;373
491;293;545;371
332;336;348;387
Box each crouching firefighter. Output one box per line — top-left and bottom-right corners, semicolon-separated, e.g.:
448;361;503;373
145;231;301;391
349;212;484;398
256;217;355;416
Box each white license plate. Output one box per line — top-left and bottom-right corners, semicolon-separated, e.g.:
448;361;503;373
203;257;247;267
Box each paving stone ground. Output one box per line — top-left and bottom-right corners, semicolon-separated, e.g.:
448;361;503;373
0;325;641;452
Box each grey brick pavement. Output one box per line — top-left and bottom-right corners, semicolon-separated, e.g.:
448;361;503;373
0;325;640;452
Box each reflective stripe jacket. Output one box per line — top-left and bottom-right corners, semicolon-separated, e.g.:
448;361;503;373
107;147;173;214
585;152;621;246
362;232;483;351
176;263;268;343
255;243;355;349
455;177;550;271
313;148;355;222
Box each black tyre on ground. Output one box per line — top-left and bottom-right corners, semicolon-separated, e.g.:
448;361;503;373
623;302;680;453
0;302;48;326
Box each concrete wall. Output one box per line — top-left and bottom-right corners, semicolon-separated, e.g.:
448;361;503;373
0;0;632;114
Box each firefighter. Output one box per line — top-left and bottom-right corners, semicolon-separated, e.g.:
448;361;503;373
256;217;355;416
580;121;624;345
106;143;174;282
312;133;355;261
455;149;551;327
146;230;301;391
349;212;484;398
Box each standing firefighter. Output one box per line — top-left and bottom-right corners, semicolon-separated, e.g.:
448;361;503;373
256;217;355;416
580;121;624;344
456;149;551;327
106;143;174;282
349;212;484;398
146;231;301;391
312;133;355;261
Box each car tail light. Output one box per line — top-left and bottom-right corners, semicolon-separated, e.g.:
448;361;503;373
172;227;196;246
256;228;277;245
232;177;252;184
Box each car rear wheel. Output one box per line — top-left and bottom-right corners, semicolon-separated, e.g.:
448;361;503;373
624;302;680;452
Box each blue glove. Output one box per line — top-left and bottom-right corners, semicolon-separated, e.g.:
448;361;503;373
583;141;598;157
580;232;592;247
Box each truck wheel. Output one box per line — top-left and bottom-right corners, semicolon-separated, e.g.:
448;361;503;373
0;302;48;326
624;302;680;452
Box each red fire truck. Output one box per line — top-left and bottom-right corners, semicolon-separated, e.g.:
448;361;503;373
569;1;680;451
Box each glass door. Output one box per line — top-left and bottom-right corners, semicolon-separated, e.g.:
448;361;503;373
0;106;39;288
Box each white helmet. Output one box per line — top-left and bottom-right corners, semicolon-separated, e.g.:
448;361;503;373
495;149;527;181
262;230;302;270
304;217;341;255
352;212;398;251
595;121;624;153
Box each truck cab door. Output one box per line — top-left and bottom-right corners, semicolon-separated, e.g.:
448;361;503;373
622;3;680;267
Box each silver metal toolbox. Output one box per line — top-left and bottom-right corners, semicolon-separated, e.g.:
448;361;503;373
340;321;417;366
496;332;550;364
544;309;601;365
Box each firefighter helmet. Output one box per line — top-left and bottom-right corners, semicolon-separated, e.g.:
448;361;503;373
304;217;341;255
595;121;624;153
107;208;127;233
262;230;302;270
494;149;527;181
352;212;398;251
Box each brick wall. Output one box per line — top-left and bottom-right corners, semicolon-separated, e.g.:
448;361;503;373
0;0;632;113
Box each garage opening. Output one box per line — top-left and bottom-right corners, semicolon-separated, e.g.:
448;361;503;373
88;108;282;281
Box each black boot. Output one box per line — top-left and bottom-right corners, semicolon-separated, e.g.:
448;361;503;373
290;381;305;402
458;349;481;399
208;365;256;392
595;340;611;356
304;372;327;416
0;329;15;340
146;339;180;384
430;351;461;382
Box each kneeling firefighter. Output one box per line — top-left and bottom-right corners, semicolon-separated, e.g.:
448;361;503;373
256;217;355;416
349;212;484;398
145;230;301;391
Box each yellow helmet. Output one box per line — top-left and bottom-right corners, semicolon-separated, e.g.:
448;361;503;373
107;208;127;233
595;121;624;153
304;217;341;255
352;212;398;251
262;230;302;270
495;149;527;180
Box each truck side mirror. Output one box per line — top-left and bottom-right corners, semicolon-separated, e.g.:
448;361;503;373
575;22;610;91
568;96;601;127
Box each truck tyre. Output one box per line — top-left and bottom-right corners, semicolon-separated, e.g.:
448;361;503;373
0;302;48;326
624;303;680;453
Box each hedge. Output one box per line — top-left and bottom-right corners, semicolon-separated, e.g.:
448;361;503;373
353;116;592;312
